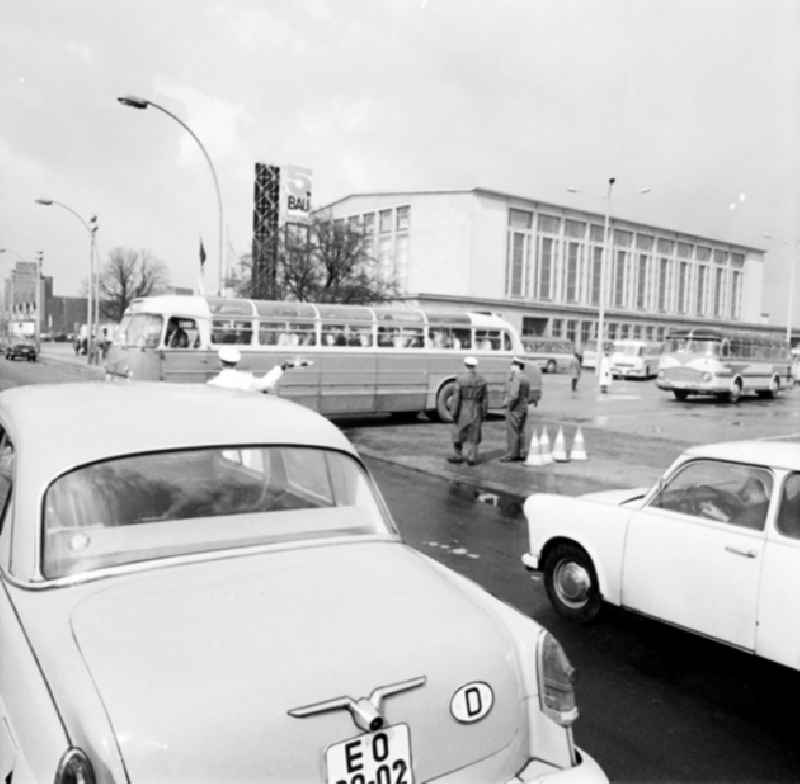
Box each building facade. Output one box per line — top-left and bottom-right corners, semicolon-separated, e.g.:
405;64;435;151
319;188;769;346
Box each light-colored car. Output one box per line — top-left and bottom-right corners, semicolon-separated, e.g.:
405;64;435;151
521;440;800;671
0;382;606;783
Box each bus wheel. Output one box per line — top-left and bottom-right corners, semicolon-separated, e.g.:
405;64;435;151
546;359;557;374
435;380;458;422
673;390;689;401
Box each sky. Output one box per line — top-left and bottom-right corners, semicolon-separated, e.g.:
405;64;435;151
1;0;798;324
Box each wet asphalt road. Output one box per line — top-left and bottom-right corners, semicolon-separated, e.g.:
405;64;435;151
368;458;800;783
5;358;800;781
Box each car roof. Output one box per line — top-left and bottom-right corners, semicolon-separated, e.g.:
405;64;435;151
1;382;355;484
684;440;800;471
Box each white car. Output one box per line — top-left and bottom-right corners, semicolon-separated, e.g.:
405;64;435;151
0;382;607;783
522;440;800;671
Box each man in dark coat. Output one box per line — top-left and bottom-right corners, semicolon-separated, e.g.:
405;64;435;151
500;356;531;462
447;356;488;466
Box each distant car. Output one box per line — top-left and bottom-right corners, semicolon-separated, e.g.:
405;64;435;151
53;331;69;342
4;339;36;361
522;440;800;671
0;383;606;783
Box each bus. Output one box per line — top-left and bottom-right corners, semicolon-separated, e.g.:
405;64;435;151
519;336;575;373
104;295;543;419
610;340;663;379
656;328;791;402
580;339;614;370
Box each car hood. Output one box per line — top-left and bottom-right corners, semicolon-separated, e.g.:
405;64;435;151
579;487;649;506
69;542;524;782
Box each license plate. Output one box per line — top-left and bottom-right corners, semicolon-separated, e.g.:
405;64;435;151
326;724;413;784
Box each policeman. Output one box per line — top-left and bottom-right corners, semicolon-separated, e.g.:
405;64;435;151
447;356;488;466
500;356;530;462
207;347;286;392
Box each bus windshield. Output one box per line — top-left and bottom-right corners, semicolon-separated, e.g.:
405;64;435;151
118;314;163;348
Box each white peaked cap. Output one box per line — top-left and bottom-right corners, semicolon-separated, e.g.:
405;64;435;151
218;346;242;364
464;356;478;367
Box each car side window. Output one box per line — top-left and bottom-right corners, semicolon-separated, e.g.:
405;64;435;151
776;473;800;539
0;429;14;532
650;459;772;531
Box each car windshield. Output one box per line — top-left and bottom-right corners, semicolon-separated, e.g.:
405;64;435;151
42;446;393;579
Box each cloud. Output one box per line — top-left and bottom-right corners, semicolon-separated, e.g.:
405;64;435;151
65;40;92;64
205;4;301;51
151;78;251;165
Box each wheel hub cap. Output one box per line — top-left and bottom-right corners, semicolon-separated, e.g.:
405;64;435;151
554;561;591;607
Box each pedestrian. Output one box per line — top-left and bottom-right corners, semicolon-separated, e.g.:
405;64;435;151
598;349;613;394
207;346;285;392
568;350;582;392
500;356;530;462
447;356;488;466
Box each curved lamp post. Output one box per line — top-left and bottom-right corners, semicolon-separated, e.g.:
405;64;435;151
117;94;224;295
34;199;98;361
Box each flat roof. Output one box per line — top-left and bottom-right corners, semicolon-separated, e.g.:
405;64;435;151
317;187;764;254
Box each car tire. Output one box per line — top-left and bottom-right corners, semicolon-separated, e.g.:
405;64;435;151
543;543;602;623
435;380;458;423
673;390;689;401
546;359;557;374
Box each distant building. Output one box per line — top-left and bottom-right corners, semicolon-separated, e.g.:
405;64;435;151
319;187;770;345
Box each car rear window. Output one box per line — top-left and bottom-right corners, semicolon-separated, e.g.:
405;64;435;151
42;446;393;579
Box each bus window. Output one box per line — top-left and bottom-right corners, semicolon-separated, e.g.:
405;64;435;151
123;314;162;348
453;328;472;350
322;324;348;347
403;327;424;348
212;318;253;345
292;322;317;346
429;326;472;350
347;325;373;347
259;321;285;346
165;316;199;349
502;331;513;351
475;330;501;351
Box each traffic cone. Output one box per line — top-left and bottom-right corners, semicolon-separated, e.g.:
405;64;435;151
539;427;553;464
525;431;542;466
571;427;588;461
552;427;569;462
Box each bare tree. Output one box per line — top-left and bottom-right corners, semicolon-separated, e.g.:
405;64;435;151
273;217;397;303
99;247;169;321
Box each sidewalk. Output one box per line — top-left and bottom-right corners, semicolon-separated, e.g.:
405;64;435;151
38;343;106;379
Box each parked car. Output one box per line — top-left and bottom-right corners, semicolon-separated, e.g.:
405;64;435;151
522;440;800;671
4;338;37;361
0;382;605;783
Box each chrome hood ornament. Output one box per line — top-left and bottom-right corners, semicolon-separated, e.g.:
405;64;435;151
288;676;426;732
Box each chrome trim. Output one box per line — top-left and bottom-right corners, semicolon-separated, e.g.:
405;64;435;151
1;534;402;591
724;545;757;558
288;676;426;732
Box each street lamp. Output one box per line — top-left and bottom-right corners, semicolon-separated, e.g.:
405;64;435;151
117;94;224;295
763;233;798;346
35;199;99;361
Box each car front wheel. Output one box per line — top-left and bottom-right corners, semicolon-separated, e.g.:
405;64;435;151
543;543;602;623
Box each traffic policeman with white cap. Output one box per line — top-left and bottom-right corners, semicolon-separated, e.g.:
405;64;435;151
500;355;530;462
207;347;303;392
448;355;488;465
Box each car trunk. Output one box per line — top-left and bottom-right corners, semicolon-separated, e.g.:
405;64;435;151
68;541;525;781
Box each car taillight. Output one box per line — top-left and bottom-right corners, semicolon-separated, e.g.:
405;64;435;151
536;630;578;727
54;748;96;784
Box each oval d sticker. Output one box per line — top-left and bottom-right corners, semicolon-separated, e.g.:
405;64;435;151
450;681;493;723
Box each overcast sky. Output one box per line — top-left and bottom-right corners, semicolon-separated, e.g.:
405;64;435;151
2;0;798;323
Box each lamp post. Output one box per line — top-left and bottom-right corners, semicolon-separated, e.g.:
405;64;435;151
117;94;224;295
763;233;798;346
35;199;98;361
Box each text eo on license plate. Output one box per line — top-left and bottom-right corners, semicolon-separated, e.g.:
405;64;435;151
326;723;413;784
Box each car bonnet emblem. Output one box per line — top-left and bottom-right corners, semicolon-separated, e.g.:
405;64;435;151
288;676;426;732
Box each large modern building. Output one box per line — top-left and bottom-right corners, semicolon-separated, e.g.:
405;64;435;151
319;188;770;346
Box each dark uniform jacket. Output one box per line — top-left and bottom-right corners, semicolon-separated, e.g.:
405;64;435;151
451;371;488;443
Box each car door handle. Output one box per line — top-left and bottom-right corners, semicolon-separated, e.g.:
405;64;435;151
725;545;757;559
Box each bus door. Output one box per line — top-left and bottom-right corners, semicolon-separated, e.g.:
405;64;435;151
254;319;321;411
374;314;427;413
319;309;376;415
161;315;214;383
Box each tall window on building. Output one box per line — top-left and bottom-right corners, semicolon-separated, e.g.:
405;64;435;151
637;254;648;310
551;318;563;337
506;209;532;297
563;220;585;304
580;320;593;347
537;215;561;300
658;258;669;312
677;262;688;313
608;322;618;340
614;251;626;307
696;266;707;315
566;319;578;344
714;266;724;317
731;270;742;318
591;247;602;305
